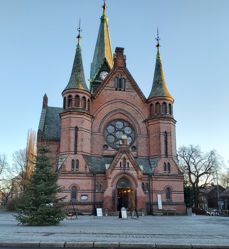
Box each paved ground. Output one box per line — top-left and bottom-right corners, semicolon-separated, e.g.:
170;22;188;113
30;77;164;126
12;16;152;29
0;211;229;248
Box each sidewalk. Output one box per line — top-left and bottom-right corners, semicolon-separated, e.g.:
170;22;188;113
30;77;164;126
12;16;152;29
0;211;229;248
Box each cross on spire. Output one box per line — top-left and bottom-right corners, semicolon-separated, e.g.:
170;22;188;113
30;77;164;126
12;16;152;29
156;28;160;49
102;0;107;15
77;19;82;45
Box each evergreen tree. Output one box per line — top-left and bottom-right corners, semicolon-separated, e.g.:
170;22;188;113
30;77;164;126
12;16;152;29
16;145;65;225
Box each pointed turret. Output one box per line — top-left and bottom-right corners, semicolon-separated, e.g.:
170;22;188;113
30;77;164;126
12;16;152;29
90;1;113;90
148;32;172;99
62;22;91;113
64;23;88;91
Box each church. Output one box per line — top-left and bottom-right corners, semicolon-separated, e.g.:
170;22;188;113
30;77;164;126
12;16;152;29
38;2;186;215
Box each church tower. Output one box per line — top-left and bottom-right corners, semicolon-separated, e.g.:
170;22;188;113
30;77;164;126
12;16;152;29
90;1;113;93
59;24;92;173
147;32;177;159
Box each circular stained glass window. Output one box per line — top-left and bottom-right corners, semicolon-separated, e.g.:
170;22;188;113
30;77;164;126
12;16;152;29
104;120;135;149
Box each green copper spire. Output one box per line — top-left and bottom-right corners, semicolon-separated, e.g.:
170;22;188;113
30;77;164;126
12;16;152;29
149;30;172;99
65;21;89;91
90;0;113;81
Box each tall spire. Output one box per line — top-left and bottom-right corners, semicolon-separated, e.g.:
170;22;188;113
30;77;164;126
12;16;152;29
64;21;89;91
148;30;172;99
90;0;113;81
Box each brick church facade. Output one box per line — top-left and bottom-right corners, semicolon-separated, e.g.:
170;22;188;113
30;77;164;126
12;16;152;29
38;3;186;214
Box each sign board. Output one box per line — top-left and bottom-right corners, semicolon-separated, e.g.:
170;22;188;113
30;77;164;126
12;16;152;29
80;195;88;201
157;194;163;210
96;208;103;217
121;207;128;219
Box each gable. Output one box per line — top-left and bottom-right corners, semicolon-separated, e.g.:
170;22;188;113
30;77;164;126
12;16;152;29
94;66;146;102
106;148;143;177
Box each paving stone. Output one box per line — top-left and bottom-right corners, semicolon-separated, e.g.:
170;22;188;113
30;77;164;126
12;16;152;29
39;241;65;248
156;244;191;249
65;241;94;248
120;242;155;248
0;241;40;248
94;242;119;248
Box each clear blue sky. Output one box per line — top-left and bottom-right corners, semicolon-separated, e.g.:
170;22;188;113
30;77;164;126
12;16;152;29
0;0;228;167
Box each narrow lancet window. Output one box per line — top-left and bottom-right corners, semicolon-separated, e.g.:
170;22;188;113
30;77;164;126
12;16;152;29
82;96;86;110
167;163;171;173
63;97;66;109
166;187;171;201
162;102;167;114
71;159;75;171
169;104;173;115
155;102;160;114
71;186;77;202
164;131;168;157
87;99;90;111
68;95;73;107
74;127;78;154
75;95;80;107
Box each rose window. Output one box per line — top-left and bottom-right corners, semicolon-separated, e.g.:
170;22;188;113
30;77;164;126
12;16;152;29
104;120;135;149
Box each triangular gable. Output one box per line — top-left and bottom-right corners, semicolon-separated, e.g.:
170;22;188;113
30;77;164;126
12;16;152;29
106;147;143;177
94;65;146;102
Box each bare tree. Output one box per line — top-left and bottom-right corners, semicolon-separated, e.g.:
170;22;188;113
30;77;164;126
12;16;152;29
220;168;229;188
1;181;13;206
12;130;36;190
178;145;222;208
0;130;37;205
0;154;8;178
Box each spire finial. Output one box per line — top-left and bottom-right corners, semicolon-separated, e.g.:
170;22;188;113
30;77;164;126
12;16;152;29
102;0;107;15
156;28;160;49
77;19;82;46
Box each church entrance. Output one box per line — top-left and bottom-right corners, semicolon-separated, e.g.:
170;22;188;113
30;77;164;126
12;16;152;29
116;177;134;211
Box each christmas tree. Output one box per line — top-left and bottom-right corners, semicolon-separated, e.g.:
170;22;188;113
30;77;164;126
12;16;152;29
16;145;65;225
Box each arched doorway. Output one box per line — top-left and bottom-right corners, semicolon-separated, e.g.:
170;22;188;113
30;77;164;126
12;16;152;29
116;177;135;211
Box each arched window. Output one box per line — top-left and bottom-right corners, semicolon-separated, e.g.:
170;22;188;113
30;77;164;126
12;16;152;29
114;77;118;90
82;96;86;110
68;95;73;107
87;99;90;111
150;104;154;116
162;102;167;114
71;159;75;171
167;163;171;173
75;159;79;171
71;186;77;202
164;131;168;157
122;157;126;168
142;182;145;191
71;159;79;172
74;127;78;154
63;97;66;109
164;162;167;172
121;78;126;90
166;187;172;201
114;77;126;91
155;102;160;115
75;95;80;107
169;103;173;115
